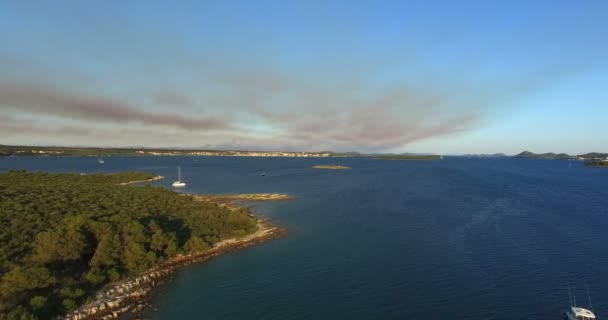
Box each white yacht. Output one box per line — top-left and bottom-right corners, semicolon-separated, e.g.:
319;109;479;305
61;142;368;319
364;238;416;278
564;307;595;320
563;286;596;320
172;166;186;188
98;158;105;164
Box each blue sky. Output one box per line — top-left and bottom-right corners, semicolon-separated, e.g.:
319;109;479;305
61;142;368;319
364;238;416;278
0;0;607;154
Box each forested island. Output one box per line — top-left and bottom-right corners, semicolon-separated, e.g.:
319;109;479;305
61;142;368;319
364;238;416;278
0;171;266;319
374;154;443;160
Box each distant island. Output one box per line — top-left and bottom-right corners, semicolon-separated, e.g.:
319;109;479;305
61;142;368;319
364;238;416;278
312;165;351;169
0;171;286;320
374;154;443;160
514;151;608;161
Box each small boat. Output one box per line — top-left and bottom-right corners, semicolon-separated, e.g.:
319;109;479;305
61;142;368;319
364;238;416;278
98;158;105;164
260;172;266;176
172;166;186;188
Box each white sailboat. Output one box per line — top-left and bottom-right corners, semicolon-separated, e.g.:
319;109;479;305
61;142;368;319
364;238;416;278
563;285;596;320
172;166;186;188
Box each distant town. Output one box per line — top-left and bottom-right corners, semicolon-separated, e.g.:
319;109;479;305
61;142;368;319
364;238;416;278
135;150;332;157
2;145;607;161
0;145;337;157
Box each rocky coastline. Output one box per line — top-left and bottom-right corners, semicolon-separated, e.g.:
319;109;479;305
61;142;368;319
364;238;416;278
62;219;284;320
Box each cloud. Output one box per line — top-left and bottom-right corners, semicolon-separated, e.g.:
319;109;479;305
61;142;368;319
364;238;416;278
2;1;606;153
152;89;197;107
0;45;582;152
0;52;491;152
0;81;232;131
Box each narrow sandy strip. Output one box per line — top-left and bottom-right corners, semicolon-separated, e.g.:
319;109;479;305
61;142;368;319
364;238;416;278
118;175;164;185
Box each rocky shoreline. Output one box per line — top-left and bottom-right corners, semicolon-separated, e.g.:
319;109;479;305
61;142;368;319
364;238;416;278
191;193;292;210
62;214;285;320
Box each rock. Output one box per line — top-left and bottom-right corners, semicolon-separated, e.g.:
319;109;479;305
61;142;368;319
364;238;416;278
106;298;123;308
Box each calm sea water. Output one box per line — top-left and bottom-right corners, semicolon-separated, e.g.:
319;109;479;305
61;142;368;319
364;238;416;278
2;156;608;319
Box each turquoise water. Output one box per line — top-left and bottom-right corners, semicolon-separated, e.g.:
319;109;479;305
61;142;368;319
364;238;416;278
2;156;608;319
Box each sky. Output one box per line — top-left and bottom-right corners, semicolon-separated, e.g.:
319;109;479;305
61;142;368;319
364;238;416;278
1;0;607;155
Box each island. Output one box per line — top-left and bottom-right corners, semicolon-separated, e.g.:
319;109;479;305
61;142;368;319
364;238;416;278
0;170;287;320
312;165;351;170
374;154;443;160
584;161;608;167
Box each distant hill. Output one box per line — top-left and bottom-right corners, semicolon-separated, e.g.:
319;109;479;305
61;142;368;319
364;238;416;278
579;152;608;159
462;153;507;158
514;151;575;160
514;151;608;160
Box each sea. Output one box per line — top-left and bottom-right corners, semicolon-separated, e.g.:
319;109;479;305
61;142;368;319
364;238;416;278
2;156;608;320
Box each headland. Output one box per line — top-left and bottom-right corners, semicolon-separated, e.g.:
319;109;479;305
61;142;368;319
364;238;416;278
0;171;289;320
63;220;285;320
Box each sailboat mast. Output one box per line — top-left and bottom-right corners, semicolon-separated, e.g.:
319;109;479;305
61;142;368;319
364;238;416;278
178;166;182;182
586;285;594;310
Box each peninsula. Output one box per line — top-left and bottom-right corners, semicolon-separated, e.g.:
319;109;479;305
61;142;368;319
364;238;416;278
192;193;292;210
0;171;287;320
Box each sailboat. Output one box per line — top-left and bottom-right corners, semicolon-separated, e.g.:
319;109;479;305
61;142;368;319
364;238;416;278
172;166;186;188
563;285;596;320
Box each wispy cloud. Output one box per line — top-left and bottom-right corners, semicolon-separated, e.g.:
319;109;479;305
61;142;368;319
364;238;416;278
0;81;232;131
0;20;592;152
0;67;487;151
